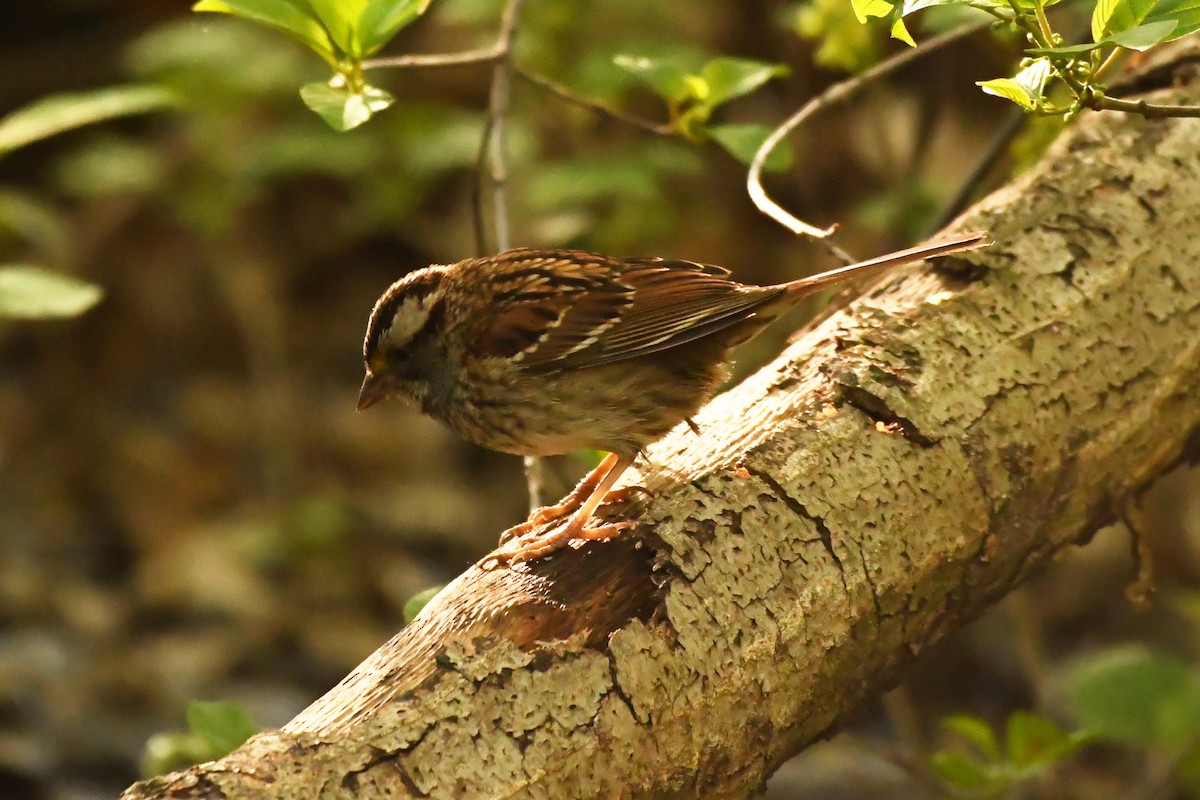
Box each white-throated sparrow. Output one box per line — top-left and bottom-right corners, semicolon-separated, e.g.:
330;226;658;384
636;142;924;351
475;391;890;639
359;232;988;563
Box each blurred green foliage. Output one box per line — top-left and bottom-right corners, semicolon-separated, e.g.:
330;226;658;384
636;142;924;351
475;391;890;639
141;700;258;777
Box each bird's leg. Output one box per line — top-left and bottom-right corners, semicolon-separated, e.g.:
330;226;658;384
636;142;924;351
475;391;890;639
493;454;637;563
499;453;621;544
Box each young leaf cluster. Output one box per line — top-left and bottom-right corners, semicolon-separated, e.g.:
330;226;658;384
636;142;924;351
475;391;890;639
853;0;1200;117
931;712;1089;797
140;700;259;778
193;0;435;130
931;644;1200;797
613;55;794;171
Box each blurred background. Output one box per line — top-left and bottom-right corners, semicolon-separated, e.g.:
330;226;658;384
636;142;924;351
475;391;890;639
2;1;1199;798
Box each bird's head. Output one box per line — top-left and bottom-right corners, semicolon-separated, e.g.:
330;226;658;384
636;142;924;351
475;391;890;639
358;266;450;412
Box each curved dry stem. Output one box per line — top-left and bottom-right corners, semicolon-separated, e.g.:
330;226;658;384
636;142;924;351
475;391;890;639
747;21;991;261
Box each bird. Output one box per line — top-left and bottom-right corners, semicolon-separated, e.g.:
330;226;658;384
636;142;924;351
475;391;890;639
358;231;988;563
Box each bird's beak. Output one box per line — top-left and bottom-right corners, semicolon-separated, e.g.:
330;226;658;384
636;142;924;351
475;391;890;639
357;371;387;411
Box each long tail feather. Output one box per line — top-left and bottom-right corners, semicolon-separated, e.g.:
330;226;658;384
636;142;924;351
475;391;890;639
784;231;990;297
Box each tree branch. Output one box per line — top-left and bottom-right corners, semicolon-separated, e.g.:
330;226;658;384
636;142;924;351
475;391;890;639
123;54;1200;800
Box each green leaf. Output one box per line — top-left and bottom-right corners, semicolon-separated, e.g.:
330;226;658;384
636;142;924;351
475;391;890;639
0;266;102;319
193;0;337;63
1005;711;1073;767
1093;0;1123;39
929;750;994;791
1062;645;1200;749
901;0;965;13
890;15;916;45
306;0;368;56
360;0;434;55
139;731;214;778
0;190;73;266
54;137;165;197
849;0;916;44
707;124;793;171
613;54;693;103
977;57;1053;110
0;85;176;158
977;78;1038;109
852;0;898;22
943;714;1001;760
699;58;789;107
300;80;394;130
1105;18;1179;46
791;0;883;73
186;700;258;757
1093;0;1200;41
403;585;443;624
1033;18;1176;54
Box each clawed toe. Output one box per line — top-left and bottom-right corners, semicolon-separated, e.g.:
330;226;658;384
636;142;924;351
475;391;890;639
599;485;652;507
487;519;636;567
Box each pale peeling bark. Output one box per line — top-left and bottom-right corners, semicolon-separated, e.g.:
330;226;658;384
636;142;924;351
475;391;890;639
124;59;1200;800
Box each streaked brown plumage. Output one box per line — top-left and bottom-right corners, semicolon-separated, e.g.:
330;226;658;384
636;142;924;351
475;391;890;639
358;232;988;563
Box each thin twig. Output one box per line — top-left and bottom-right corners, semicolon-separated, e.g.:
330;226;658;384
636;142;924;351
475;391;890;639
362;46;502;70
470;0;526;256
469;0;548;508
472;111;495;256
748;20;991;263
1091;95;1200;117
512;66;674;135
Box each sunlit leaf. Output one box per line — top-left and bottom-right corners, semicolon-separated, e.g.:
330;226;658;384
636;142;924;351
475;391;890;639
186;701;258;757
699;58;789;107
360;0;434;55
1093;0;1123;39
1093;0;1200;41
1029;19;1176;53
300;80;394;130
851;0;916;44
977;78;1037;108
306;0;368;55
852;0;897;23
707;124;793;172
891;15;916;44
0;85;176;158
613;54;693;103
0;265;102;319
977;57;1053;109
193;0;337;63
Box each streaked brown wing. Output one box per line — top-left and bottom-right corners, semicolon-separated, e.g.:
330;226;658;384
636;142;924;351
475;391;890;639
478;250;783;373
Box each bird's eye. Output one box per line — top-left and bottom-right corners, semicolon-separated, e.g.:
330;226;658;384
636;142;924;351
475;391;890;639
388;348;412;366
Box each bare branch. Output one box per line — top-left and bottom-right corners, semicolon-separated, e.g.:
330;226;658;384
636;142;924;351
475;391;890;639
361;46;502;70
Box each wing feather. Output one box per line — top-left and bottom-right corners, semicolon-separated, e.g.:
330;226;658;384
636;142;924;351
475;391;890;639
475;251;780;373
